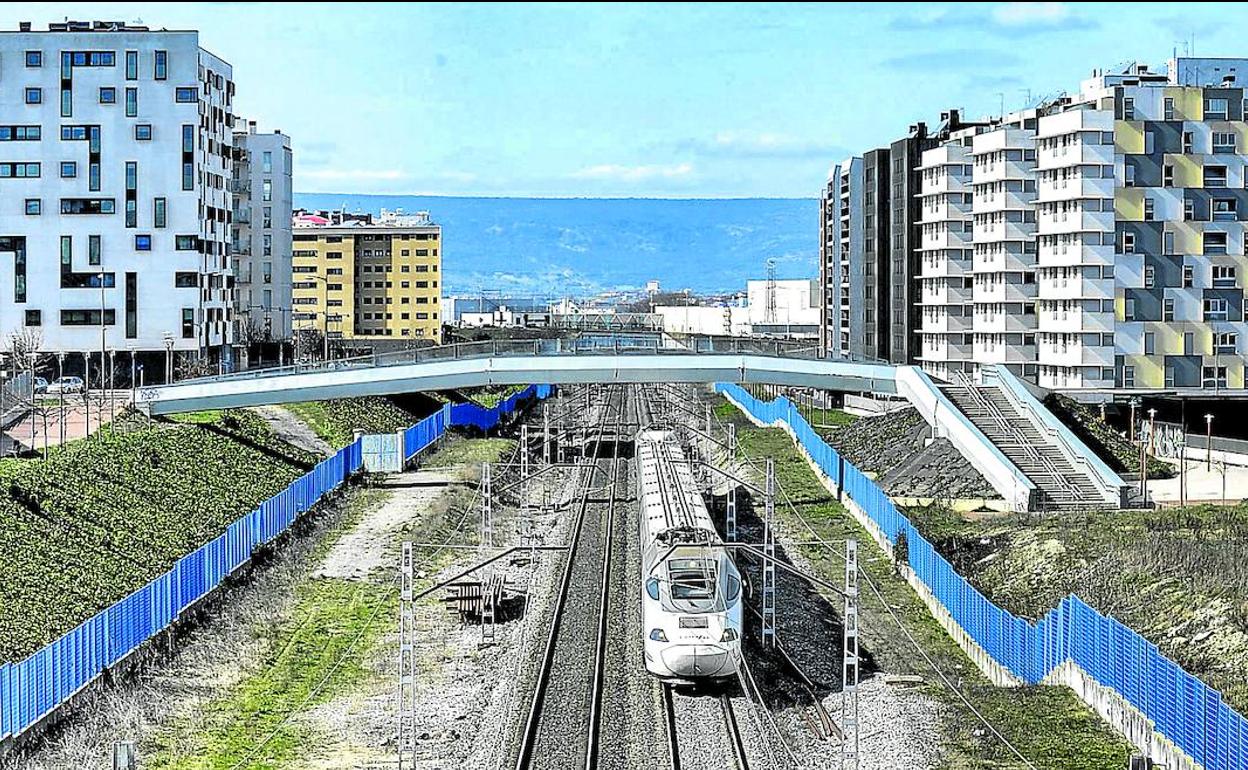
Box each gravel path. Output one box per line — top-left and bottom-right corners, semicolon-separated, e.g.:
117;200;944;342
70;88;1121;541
315;467;458;581
250;404;334;456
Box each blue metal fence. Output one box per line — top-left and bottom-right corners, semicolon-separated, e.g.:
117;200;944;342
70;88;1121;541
449;384;554;433
0;386;551;746
716;383;1248;770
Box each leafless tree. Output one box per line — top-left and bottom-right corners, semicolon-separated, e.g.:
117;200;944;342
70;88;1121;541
293;327;325;361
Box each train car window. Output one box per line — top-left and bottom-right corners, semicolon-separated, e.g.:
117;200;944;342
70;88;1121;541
646;577;660;600
725;574;741;604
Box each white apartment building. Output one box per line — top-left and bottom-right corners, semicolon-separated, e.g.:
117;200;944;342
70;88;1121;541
0;20;236;382
916;140;975;380
232;119;292;366
971;121;1040;379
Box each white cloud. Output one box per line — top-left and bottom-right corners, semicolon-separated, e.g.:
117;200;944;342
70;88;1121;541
992;2;1070;27
571;163;694;182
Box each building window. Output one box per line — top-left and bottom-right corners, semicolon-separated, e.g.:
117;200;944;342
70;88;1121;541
135;234;152;251
1123;365;1135;388
1123;97;1135;120
61;198;116;215
125;50;137;80
24;309;41;326
1205;97;1229;119
24;199;40;215
262;179;272;202
88;235;101;266
1163;231;1175;254
1183;132;1193;154
154;50;168;80
1125;298;1136;321
1164;298;1175;321
1183;265;1193;287
1213;132;1236;154
135;124;152;141
1125;164;1135;187
263;206;272;228
1203;366;1229;389
1213;265;1237;288
125;161;137;192
182;308;194;338
62;309;116;326
174;272;197;288
1144;265;1155;289
1205;232;1228;255
1215;332;1238;355
60;161;77;178
125;87;137;117
1213;198;1237;221
262;151;272;173
1206;165;1228;188
1184;198;1194;220
1143;197;1154;221
1144;332;1155;355
263;234;272;256
25;51;42;67
1122;232;1135;253
24;88;41;105
175;235;197;250
174;87;197;103
154;197;167;228
96;86;117;104
1162;165;1174;187
1163;97;1175;120
182;163;194;191
125;200;137;229
1204;297;1229;321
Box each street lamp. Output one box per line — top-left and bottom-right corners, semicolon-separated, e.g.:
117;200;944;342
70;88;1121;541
163;332;174;384
1205;413;1214;472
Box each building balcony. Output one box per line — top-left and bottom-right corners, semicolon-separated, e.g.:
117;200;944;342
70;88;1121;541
972;190;1035;214
921;311;973;334
973;127;1035;154
921;174;968;195
921;284;973;305
1036;107;1113;140
921;229;971;250
919;144;972;170
1038;366;1113;390
1036;175;1114;203
1036;141;1114;171
227;179;248;194
974;220;1036;242
974;159;1035;184
920;255;970;279
1039;342;1115;368
1037;242;1114;267
974;280;1037;304
920;340;974;362
1037;209;1113;235
232;208;251;224
974;311;1038;334
1037;276;1113;301
974;340;1036;364
920;198;972;221
973;249;1036;273
1037;309;1115;334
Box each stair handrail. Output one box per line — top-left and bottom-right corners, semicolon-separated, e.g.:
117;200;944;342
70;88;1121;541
949;372;1085;508
980;366;1124;507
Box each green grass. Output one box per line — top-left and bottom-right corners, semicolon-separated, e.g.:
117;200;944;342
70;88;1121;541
464;384;527;408
144;575;393;768
285;397;421;448
421;435;515;468
721;397;1134;769
165;409;225;425
0;411;319;662
794;403;857;429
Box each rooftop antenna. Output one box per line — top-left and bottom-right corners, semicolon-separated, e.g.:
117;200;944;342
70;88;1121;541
764;258;778;324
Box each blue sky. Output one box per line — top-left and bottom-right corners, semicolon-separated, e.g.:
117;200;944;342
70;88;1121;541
8;2;1245;197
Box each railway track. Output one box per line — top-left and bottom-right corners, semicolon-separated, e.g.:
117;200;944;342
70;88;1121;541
662;683;752;770
514;384;627;770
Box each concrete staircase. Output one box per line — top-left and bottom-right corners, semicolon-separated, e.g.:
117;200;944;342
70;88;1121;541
940;383;1109;510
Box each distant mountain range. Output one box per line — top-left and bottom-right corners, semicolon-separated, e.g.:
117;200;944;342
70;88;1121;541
293;194;818;297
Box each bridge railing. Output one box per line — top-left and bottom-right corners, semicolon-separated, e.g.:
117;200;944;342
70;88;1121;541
0;385;553;749
717;383;1248;770
167;334;826;387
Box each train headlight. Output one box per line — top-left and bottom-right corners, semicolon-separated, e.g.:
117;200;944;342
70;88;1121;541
720;628;739;642
649;628;668;642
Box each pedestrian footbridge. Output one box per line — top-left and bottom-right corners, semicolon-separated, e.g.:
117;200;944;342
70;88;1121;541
134;335;1126;512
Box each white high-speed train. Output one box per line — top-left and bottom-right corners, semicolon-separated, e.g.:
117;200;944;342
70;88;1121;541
636;429;743;681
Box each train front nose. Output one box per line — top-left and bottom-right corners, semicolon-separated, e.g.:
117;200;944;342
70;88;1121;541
660;644;733;677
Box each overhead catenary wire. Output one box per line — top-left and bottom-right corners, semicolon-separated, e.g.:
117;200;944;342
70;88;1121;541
712;385;1040;770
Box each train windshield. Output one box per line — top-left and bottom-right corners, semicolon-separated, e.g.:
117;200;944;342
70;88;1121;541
666;557;719;611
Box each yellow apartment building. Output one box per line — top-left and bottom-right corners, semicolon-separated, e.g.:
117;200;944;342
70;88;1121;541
291;209;442;346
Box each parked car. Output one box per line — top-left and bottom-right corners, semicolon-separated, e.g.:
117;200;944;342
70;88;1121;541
33;377;48;394
46;376;84;394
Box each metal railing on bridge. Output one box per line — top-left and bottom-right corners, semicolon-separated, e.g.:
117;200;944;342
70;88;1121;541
172;334;828;387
